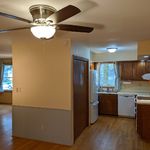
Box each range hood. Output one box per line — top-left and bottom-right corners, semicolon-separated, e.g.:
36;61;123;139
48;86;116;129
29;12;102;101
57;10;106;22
142;73;150;80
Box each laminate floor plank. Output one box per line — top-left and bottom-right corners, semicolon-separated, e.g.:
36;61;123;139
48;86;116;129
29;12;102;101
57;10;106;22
0;105;150;150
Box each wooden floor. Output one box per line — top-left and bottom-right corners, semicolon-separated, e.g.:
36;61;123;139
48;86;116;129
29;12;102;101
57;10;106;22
0;105;150;150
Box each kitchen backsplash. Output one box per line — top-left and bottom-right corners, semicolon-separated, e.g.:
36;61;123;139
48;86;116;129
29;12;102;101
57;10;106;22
120;81;150;93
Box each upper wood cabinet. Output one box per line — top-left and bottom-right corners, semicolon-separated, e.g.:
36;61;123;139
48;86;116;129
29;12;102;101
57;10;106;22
119;62;133;80
145;62;150;73
119;61;150;81
132;62;146;80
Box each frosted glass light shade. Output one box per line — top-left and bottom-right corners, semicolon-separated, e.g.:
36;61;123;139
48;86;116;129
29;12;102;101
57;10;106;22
31;26;56;39
107;48;117;53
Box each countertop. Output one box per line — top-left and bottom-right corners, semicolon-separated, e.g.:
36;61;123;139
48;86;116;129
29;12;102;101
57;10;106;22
118;91;150;96
137;100;150;105
136;95;150;105
98;91;150;96
97;92;117;95
98;91;150;105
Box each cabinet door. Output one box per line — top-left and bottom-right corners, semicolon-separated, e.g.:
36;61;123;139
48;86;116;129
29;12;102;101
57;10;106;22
145;62;150;73
99;94;118;115
119;62;133;80
133;61;145;80
137;104;150;140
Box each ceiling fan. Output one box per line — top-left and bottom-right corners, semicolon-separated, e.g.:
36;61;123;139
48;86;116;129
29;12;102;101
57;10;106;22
0;4;94;39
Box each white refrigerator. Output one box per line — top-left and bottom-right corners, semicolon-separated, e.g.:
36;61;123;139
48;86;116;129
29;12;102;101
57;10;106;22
90;70;99;124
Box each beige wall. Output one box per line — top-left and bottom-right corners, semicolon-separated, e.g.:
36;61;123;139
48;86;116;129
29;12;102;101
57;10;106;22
0;91;12;104
138;40;150;56
12;36;72;110
91;50;137;62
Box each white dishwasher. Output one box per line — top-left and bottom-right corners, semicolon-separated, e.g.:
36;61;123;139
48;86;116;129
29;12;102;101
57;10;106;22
118;94;135;118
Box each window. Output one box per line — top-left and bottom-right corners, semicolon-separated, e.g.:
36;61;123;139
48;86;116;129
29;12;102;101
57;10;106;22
2;65;13;90
99;63;116;87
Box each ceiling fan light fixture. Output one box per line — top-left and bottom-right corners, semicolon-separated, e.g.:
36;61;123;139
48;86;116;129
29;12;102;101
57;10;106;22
0;5;94;37
107;48;117;53
30;25;56;39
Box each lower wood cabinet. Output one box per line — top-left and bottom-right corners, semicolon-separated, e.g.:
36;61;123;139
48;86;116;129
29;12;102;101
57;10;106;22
99;94;118;116
137;104;150;140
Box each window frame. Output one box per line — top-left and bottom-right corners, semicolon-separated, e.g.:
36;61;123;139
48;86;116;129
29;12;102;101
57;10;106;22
99;62;117;88
2;64;13;91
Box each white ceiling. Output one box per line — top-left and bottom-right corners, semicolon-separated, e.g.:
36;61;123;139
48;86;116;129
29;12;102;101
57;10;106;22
0;0;150;56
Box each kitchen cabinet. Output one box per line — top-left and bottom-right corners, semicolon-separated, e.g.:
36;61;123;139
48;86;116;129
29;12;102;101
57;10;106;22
99;94;118;116
137;104;150;140
119;61;150;81
132;61;145;80
119;62;133;80
145;62;150;73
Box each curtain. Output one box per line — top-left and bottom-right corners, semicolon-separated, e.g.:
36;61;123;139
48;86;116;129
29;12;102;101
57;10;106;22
114;62;120;92
0;63;4;91
96;63;100;90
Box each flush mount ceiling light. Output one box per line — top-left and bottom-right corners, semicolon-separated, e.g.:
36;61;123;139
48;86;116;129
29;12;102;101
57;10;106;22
107;48;117;53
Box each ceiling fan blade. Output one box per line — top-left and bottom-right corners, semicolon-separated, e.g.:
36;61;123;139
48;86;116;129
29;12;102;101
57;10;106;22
0;12;32;23
65;21;105;30
57;24;94;33
0;27;30;33
46;5;81;24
